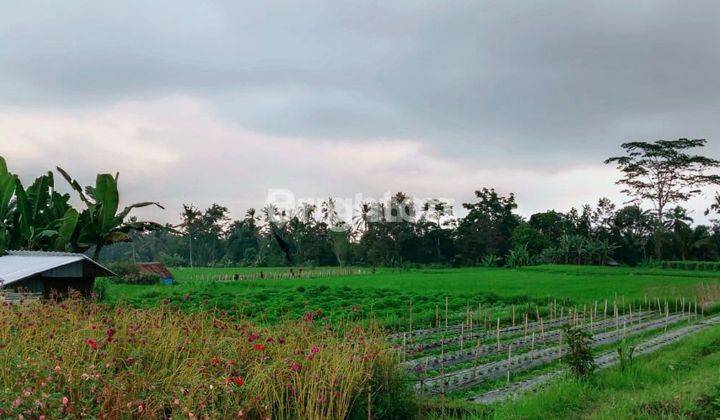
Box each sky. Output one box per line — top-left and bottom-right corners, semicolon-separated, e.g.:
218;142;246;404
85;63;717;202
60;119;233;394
2;1;720;224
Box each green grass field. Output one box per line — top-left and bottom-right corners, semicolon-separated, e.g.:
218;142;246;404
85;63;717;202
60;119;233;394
105;264;720;328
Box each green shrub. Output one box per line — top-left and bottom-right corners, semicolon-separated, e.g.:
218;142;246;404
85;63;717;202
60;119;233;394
107;261;140;277
616;341;635;372
114;272;161;285
92;277;109;301
562;324;596;378
480;254;500;267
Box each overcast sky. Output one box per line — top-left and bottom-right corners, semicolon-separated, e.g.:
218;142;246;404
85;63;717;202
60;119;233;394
2;1;720;224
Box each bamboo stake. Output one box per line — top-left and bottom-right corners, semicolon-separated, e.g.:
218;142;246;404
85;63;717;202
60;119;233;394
445;296;449;331
531;331;536;356
604;299;608;320
507;344;512;384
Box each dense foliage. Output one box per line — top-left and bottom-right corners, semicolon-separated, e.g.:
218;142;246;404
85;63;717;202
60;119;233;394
0;157;163;258
102;190;720;268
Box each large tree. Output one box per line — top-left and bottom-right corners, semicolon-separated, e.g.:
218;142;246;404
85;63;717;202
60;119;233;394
456;188;519;264
605;139;720;258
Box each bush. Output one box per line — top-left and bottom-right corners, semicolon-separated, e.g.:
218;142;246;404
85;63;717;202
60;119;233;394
562;324;596;378
616;341;635;372
480;254;500;267
114;272;161;285
106;260;140;277
92;277;109;301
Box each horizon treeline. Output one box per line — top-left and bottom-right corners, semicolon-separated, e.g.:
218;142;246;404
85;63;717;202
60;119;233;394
6;138;720;268
105;138;720;268
101;190;720;268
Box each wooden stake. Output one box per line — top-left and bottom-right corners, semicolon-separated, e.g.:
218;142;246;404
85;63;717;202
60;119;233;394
604;299;608;319
507;344;512;384
445;296;449;331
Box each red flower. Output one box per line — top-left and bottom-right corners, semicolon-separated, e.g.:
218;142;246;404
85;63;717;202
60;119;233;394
290;362;301;372
311;345;319;354
210;357;221;367
303;312;314;322
106;328;115;342
247;333;260;342
233;377;245;386
84;338;98;350
253;344;266;351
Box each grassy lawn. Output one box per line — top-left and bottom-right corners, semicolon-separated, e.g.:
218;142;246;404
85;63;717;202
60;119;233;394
104;265;720;328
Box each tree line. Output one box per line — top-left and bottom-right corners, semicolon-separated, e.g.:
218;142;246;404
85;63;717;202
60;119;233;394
102;139;720;267
5;138;720;267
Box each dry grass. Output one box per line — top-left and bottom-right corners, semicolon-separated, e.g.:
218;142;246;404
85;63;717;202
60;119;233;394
0;298;400;419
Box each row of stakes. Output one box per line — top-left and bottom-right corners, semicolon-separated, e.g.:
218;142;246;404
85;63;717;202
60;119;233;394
401;295;704;396
421;311;694;396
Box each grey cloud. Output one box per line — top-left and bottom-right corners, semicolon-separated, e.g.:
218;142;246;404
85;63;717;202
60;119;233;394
2;0;720;219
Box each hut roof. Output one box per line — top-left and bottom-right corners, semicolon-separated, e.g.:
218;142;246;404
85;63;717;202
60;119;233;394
137;262;173;279
0;251;114;286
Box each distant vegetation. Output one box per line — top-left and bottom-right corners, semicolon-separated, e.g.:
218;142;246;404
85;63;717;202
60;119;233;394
99;139;720;269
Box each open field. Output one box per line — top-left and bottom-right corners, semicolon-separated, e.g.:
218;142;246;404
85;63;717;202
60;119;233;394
105;265;720;328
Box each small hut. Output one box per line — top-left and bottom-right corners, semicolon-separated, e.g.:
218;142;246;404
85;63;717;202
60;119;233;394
137;262;174;285
0;250;114;298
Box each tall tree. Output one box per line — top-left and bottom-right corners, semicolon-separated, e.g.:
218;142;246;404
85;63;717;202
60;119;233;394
605;139;720;258
179;204;202;267
456;188;518;264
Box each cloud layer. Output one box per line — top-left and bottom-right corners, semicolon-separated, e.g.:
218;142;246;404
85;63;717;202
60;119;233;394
2;1;720;223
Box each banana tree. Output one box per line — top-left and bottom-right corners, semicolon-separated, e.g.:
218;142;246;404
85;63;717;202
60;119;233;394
0;157;17;253
11;172;79;251
0;157;79;252
57;167;165;260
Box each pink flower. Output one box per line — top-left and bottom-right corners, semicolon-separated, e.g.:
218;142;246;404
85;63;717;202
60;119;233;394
311;346;319;354
247;333;260;342
303;312;314;322
290;362;301;372
62;396;69;406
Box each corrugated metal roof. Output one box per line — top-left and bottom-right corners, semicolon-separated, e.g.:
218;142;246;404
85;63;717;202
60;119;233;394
0;251;114;286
